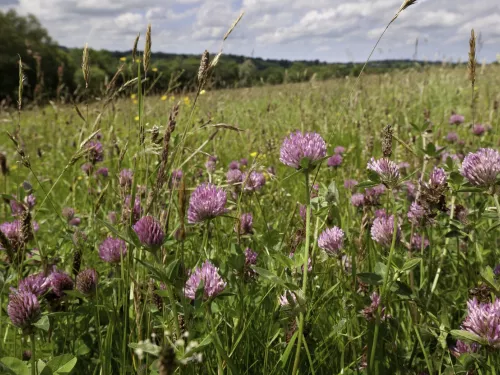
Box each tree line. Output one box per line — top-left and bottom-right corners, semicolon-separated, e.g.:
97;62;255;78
0;9;465;105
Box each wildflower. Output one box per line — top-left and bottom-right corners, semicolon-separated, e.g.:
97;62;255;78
187;183;227;224
371;215;400;247
242;171;266;192
135;116;140;122
318;226;345;256
228;160;240;170
327;154;343;168
450;340;480;358
460;148;500;187
449;114;465;125
8;291;41;330
472;124;486;136
152;67;158;72
95;167;109;178
236;213;253;235
123;195;142;223
404;181;417;200
361;292;388;321
410;234;430;250
407;202;427;225
18;273;49;297
344;179;358;190
245;248;258;266
133;216;165;249
374;209;387;218
47;271;74;298
24;195;36;210
279;131;327;170
69;217;81;227
120;57;127;62
119;169;133;188
367;158;400;187
200;89;206;95
446;132;458;143
334;146;345;154
76;269;98;296
62;207;75;221
240;158;248;166
351;193;365;207
161;95;167;101
205;155;217;173
184;261;226;300
364;185;386;205
81;163;93;175
170;169;183;188
9;199;25;216
461;298;500;347
0;220;23;251
85;141;104;164
99;237;127;263
226;169;243;185
429;167;447;188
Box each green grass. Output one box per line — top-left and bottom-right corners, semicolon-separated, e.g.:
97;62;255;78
1;63;500;374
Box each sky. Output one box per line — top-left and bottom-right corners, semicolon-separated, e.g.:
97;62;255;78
1;0;499;63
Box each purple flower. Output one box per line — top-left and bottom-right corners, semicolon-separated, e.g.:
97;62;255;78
133;216;165;248
327;154;343;168
374;209;387;218
236;213;253;235
99;237;127;263
123;195;141;223
0;220;23;251
410;234;430;250
371;215;400;247
239;158;248;166
449;114;465;125
446;132;458;143
226;169;243;185
69;217;81;227
367;158;400;187
279;131;327;169
24;195;36;209
404;181;417;200
10;200;25;216
8;291;41;330
119;169;133;188
184;261;226;300
62;207;75;221
86;141;104;164
95;167;109;178
361;292;388;321
170;169;183;188
494;264;500;277
351;193;365;207
279;291;297;307
228;161;240;170
81;163;93;175
242;171;266;192
344;179;358;190
76;269;98;296
364;184;386;205
245;248;258;266
267;166;276;176
461;298;500;347
472;124;486;136
398;162;410;171
407;202;427;225
108;211;117;225
47;271;74;298
18;273;49;297
318;226;345;256
205;156;217;173
460;148;500;187
187;183;227;224
334;146;345;154
429;167;447;188
450;340;480;358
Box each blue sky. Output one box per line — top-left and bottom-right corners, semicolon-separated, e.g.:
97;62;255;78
1;0;499;62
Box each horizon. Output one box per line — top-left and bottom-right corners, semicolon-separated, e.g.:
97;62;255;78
1;0;499;63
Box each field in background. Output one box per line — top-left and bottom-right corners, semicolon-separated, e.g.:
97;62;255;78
0;62;500;374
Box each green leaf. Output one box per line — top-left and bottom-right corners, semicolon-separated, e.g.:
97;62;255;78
450;330;485;345
281;330;298;367
34;315;50;331
0;357;30;375
480;266;500;293
40;354;77;375
400;258;421;272
355;180;378;189
128;342;161;356
357;272;383;285
252;267;299;290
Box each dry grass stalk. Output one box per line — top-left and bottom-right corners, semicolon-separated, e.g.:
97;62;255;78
132;33;140;62
468;29;476;86
382;124;393;158
0;230;14;263
21;208;33;244
198;50;210;87
82;43;91;89
143;24;152;75
224;11;245;41
17;56;24;111
107;63;125;93
155;102;180;192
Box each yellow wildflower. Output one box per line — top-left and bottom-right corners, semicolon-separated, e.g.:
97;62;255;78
183;96;191;105
250;152;258;158
77;176;83;181
161;95;167;101
135;115;140;121
152;67;158;72
131;93;137;100
200;89;206;95
120;57;127;62
133;100;138;105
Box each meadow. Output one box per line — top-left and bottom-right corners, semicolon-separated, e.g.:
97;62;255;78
1;33;500;375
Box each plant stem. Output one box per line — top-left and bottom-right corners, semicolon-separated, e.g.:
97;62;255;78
292;171;311;375
30;333;36;375
369;188;398;373
493;194;500;223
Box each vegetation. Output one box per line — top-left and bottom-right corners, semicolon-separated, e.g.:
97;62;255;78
1;5;500;375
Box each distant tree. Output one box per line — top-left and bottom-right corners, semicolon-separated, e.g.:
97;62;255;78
0;10;75;102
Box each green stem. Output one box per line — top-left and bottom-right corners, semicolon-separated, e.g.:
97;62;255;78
369;188;398;374
207;306;223;375
166;286;181;338
30;332;36;375
291;171;311;375
493;194;500;223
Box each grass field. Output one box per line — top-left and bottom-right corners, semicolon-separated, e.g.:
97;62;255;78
1;60;500;375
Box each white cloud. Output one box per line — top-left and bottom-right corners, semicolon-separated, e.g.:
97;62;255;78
2;0;498;62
